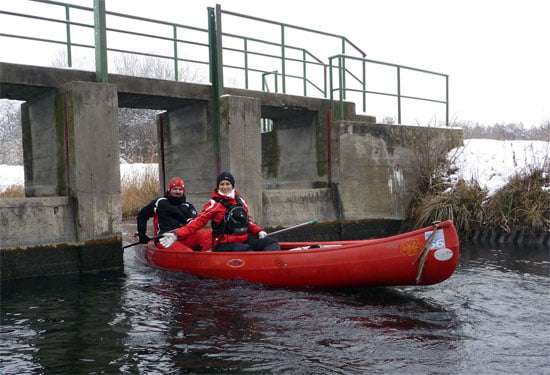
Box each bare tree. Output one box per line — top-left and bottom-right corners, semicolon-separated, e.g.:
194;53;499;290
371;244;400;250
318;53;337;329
0;100;23;165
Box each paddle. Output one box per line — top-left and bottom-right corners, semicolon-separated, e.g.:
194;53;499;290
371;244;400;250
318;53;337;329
266;219;318;237
122;234;162;250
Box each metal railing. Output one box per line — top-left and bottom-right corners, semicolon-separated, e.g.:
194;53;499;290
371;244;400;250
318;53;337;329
0;0;448;125
329;55;449;125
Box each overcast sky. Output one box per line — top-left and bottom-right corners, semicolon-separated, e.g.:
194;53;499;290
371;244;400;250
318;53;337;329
1;0;549;127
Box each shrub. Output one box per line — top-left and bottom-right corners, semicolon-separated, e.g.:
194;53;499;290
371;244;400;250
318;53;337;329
409;179;487;233
484;167;550;232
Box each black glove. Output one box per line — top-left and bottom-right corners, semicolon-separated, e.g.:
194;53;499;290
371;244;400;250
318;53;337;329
138;233;150;244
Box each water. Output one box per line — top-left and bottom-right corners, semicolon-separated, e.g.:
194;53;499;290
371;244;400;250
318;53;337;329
1;241;549;375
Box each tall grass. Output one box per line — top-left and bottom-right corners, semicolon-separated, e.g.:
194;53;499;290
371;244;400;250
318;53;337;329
484;166;550;232
407;163;550;234
0;185;24;198
1;169;161;219
120;167;160;218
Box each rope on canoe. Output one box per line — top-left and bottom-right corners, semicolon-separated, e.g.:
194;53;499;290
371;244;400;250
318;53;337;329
414;222;440;284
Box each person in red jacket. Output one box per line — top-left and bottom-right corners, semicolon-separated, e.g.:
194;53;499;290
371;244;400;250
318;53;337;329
160;172;280;252
137;176;212;252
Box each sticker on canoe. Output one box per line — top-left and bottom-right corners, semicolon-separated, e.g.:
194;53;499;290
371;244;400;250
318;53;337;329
399;238;424;256
434;248;454;261
227;259;245;267
424;229;446;249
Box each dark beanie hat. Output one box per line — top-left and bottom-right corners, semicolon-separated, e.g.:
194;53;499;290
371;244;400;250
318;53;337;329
217;171;235;187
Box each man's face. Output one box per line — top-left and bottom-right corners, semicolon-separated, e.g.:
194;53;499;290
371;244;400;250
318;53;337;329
169;186;184;197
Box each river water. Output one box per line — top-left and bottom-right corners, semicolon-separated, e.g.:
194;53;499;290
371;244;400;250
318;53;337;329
1;239;549;374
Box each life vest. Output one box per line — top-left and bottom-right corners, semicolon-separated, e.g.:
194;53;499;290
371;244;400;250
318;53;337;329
211;196;249;235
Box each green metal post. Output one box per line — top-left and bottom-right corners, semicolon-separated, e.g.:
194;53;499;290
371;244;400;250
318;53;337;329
208;6;222;173
341;38;346;100
65;5;72;67
281;25;286;93
338;55;344;120
215;4;224;93
302;49;307;96
93;0;108;83
329;58;334;110
362;54;366;112
397;66;401;124
445;75;449;125
244;39;249;89
173;25;179;81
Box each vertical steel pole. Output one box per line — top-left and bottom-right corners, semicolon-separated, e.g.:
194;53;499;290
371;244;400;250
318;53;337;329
445;75;449;126
208;6;222;174
215;4;224;94
94;0;108;83
281;25;286;93
244;39;249;89
302;49;307;96
397;66;402;124
362;54;366;112
65;5;72;67
341;38;346;100
338;55;344;120
173;25;179;81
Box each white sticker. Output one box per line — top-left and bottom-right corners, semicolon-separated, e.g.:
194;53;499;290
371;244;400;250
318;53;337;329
425;229;446;249
434;248;454;261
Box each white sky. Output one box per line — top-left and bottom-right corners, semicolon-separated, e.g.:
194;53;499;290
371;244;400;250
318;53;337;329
1;0;549;127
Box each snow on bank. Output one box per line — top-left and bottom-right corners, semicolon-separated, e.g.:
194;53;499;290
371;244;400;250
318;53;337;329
1;140;548;194
447;139;549;195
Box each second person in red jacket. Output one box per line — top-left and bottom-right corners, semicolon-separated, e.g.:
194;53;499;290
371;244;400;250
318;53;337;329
160;171;280;252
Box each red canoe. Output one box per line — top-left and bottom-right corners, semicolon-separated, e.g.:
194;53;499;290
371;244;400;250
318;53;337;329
133;220;460;288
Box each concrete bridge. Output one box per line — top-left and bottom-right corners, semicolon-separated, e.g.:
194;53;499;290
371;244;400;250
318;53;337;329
0;62;463;279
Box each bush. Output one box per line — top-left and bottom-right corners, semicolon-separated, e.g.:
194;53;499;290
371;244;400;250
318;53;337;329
484;167;550;232
408;179;487;233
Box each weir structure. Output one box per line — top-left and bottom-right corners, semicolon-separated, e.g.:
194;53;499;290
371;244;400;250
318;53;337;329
0;1;462;280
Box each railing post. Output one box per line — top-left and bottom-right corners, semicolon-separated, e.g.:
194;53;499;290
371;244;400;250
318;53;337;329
281;24;286;93
173;25;179;81
65;5;72;67
215;4;224;92
208;6;223;173
445;75;449;126
338;55;344;120
93;0;108;83
244;39;249;89
302;49;307;96
341;38;346;100
362;54;366;112
397;66;402;125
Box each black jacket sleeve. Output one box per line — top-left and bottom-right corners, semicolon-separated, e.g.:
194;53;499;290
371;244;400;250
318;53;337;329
137;199;156;235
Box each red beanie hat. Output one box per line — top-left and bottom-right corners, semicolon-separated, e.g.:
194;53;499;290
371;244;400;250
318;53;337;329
169;177;185;190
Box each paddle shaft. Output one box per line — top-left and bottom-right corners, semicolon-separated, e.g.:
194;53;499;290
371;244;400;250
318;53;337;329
122;231;173;249
267;219;318;237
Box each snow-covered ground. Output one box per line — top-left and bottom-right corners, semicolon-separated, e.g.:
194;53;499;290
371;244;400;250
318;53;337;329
1;140;548;194
448;139;549;195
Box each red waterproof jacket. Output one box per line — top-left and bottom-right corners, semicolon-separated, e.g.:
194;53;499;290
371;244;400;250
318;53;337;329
174;189;263;245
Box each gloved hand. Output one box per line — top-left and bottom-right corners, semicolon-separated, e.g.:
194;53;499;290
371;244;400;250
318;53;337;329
159;232;177;248
138;233;150;244
258;231;268;239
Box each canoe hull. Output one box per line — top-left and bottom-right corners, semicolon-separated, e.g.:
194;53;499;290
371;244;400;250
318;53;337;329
134;220;460;288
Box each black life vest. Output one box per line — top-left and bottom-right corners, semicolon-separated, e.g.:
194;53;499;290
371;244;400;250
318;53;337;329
212;197;249;235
